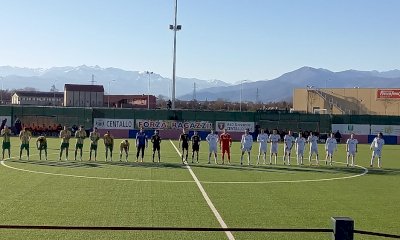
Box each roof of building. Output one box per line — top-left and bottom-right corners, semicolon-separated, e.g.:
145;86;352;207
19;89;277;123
13;91;64;98
64;84;104;92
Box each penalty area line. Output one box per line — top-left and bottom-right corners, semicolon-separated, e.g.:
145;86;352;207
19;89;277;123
169;140;235;240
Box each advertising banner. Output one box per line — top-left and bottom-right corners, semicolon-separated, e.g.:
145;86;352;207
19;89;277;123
371;125;400;136
376;89;400;100
215;121;255;132
331;124;370;135
93;118;134;130
136;120;213;130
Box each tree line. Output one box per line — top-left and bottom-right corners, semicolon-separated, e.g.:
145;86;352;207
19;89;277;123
156;95;293;112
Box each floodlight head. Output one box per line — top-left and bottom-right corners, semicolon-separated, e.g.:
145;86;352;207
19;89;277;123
169;25;174;30
177;25;182;30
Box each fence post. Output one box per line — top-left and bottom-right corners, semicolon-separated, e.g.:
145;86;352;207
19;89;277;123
331;217;354;240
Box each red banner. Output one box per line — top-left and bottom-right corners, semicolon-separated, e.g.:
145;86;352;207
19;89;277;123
377;89;400;99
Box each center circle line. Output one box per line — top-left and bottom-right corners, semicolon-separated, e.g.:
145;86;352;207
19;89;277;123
0;157;368;184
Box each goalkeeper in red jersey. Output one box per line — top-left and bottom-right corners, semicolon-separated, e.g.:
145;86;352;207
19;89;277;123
219;129;232;164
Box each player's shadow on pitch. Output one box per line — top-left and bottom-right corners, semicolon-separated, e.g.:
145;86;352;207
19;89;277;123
191;164;367;175
8;159;103;168
364;168;400;176
105;161;187;169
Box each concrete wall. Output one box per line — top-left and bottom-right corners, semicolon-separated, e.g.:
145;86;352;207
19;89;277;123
64;90;104;107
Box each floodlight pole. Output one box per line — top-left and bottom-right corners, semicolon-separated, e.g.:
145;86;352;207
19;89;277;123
108;80;116;108
146;71;153;109
53;80;57;106
240;80;247;112
240;81;243;112
170;0;181;110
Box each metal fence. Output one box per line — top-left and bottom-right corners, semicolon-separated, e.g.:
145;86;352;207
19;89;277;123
1;106;400;132
0;217;398;239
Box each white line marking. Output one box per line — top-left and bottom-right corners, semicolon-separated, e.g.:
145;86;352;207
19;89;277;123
0;156;368;185
169;140;235;240
0;158;193;183
201;162;369;184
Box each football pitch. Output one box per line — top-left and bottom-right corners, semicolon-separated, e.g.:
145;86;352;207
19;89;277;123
0;137;399;240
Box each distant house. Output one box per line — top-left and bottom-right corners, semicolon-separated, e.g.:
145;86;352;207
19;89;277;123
11;91;63;106
105;95;157;109
64;84;104;107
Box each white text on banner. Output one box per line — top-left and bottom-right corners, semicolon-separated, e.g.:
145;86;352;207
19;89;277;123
371;125;400;136
93;118;134;130
136;120;213;130
215;121;255;132
331;124;370;135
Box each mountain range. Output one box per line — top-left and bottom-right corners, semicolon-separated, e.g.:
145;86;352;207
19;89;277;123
0;65;230;98
1;65;400;102
179;67;400;102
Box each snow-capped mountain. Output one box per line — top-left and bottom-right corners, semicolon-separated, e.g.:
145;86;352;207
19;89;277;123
0;65;231;97
179;67;400;102
2;65;400;102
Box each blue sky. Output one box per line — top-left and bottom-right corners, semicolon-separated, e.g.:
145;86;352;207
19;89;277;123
0;0;399;83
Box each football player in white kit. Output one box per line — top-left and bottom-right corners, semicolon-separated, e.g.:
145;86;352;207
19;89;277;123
308;132;320;166
257;129;269;165
346;133;358;167
240;129;253;165
295;132;306;165
206;130;219;164
370;132;385;168
325;133;337;166
269;129;280;164
283;130;295;165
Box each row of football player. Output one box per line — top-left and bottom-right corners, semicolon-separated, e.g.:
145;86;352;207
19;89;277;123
256;130;385;168
0;126;163;162
1;126;386;168
178;129;385;168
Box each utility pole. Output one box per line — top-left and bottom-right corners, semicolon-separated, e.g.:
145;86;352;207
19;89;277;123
146;71;153;109
193;82;197;101
107;80;116;108
256;88;259;103
52;80;57;106
90;74;96;85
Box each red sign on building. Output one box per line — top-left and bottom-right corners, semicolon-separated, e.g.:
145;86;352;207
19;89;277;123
376;89;400;99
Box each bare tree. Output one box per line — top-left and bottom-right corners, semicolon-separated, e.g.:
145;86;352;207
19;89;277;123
50;84;59;92
17;87;38;92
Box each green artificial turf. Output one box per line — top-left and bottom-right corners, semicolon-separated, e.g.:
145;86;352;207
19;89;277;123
0;137;398;240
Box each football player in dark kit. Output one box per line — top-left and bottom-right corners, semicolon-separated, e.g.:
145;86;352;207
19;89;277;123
135;127;148;162
178;129;190;163
191;131;201;163
151;130;162;162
